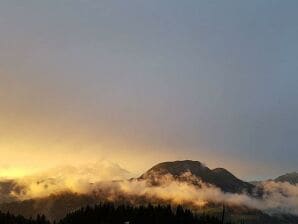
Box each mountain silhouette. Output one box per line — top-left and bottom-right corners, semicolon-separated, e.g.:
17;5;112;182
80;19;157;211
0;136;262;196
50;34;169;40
275;172;298;184
139;160;254;193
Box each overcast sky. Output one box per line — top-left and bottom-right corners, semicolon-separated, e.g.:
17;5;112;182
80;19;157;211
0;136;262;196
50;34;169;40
0;0;298;180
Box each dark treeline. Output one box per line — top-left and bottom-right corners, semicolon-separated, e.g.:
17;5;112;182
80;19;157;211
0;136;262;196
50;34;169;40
0;211;50;224
59;203;230;224
1;203;232;224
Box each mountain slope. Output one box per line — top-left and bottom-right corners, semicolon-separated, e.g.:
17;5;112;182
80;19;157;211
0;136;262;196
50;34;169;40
139;160;254;193
275;172;298;184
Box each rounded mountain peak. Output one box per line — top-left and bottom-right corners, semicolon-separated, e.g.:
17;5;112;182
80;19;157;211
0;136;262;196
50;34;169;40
145;160;210;177
139;160;254;193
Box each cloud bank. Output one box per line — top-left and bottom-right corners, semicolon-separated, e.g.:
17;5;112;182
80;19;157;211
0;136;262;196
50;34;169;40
1;164;298;217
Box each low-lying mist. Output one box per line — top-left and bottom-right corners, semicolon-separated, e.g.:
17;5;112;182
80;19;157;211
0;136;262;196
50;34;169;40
1;161;298;217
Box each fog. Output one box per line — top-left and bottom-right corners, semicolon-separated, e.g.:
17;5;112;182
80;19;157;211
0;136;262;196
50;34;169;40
1;163;298;216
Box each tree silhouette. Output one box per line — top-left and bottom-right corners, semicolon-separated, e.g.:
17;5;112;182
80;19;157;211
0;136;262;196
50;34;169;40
59;203;231;224
0;211;50;224
1;203;235;224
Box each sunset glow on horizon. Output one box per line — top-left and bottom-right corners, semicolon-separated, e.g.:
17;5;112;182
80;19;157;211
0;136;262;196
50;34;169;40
0;0;298;183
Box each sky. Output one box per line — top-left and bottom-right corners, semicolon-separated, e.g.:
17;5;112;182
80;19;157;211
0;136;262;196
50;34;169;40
0;0;298;181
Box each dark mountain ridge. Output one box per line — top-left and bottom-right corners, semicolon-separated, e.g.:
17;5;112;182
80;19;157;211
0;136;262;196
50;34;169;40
274;172;298;184
139;160;254;193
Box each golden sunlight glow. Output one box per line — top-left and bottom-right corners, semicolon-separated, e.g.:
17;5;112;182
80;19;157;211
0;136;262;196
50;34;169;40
0;166;36;179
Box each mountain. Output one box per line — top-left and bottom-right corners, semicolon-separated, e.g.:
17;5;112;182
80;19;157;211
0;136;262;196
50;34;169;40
139;160;254;193
275;172;298;184
1;160;297;223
